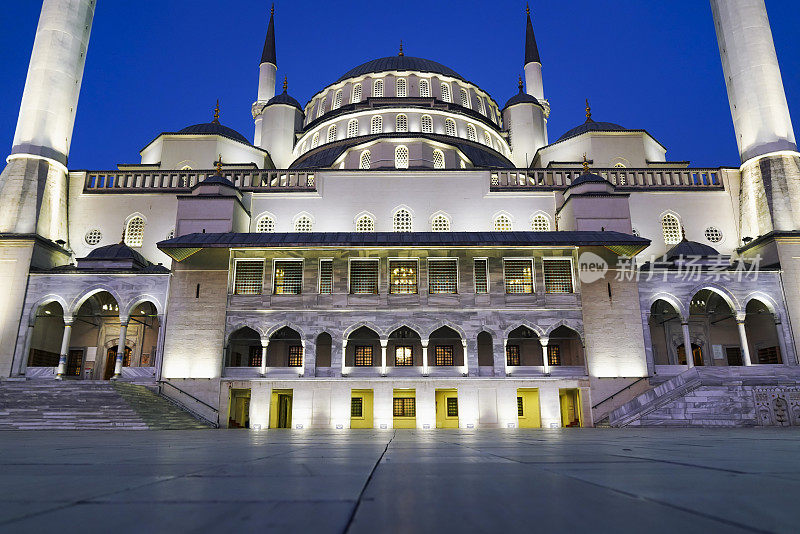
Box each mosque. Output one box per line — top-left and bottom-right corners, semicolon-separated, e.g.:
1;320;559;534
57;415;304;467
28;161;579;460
1;0;799;429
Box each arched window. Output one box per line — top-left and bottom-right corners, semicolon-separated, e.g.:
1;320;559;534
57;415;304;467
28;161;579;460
347;119;359;138
395;145;409;169
431;214;450;232
614;162;626;168
295;216;313;232
373;79;384;97
256;215;275;233
441;83;451;103
351;83;362;103
396;114;408;133
661;213;682;245
494;214;512;232
483;131;492;146
393;209;412;232
460;87;470;108
432;149;445;169
531;214;550;232
396;78;407;97
371;115;383;134
327;125;337;144
445;118;456;137
478;97;486;115
317;101;326;118
467;124;477;142
356;214;375;232
311;132;320;148
421;115;433;133
359;150;371;169
419;79;430;97
300;141;307;153
333;89;343;110
124;216;145;247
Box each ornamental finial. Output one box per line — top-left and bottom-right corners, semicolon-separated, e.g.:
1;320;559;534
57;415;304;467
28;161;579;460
526;3;530;15
518;75;524;93
215;154;223;174
213;99;220;123
399;40;404;56
270;3;274;16
585;98;592;122
582;154;590;175
283;75;288;92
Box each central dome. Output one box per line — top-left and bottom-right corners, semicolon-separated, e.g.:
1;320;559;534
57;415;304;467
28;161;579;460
336;56;465;83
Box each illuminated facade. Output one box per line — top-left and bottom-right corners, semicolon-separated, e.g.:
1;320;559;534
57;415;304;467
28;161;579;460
1;0;799;428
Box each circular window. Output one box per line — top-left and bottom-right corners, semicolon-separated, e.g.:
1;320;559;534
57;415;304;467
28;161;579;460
166;229;175;240
85;229;102;246
632;228;640;237
704;227;723;243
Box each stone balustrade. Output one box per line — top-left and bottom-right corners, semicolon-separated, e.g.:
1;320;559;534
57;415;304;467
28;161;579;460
82;169;317;193
490;168;723;190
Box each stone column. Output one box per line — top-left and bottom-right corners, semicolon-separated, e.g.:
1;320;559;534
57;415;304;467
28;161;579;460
55;318;74;379
461;339;469;375
153;314;166;381
329;337;342;378
302;338;315;377
539;336;550;375
260;338;269;376
775;317;791;365
380;338;388;375
341;340;348;376
17;322;35;377
681;321;694;369
421;339;429;375
112;317;129;379
465;337;479;377
497;338;507;378
736;314;753;366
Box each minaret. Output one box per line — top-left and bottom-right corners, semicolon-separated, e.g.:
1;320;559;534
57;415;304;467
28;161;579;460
523;4;544;102
253;4;278;145
711;0;800;235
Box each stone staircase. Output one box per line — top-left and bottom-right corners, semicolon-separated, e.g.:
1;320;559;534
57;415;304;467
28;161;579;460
0;380;212;430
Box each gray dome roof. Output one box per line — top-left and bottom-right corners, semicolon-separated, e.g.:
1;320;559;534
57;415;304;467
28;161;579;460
267;90;302;110
336;56;464;83
558;119;627;142
569;172;608;187
197;173;237;188
177;121;250;145
85;243;149;264
665;240;720;260
504;91;540;110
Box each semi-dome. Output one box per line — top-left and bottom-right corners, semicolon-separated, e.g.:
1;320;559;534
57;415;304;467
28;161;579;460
336;56;465;83
177;121;250;145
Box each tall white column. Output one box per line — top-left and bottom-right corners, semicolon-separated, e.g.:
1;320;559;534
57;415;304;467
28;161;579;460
540;337;550;375
775;318;791;365
461;339;469;375
737;314;753;366
112;317;129;379
681;322;694;369
341;340;348;376
55;319;74;379
421;340;429;375
153;314;166;381
380;339;388;376
260;339;269;376
299;340;306;377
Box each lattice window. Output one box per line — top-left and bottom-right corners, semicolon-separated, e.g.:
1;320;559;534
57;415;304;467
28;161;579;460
248;346;262;367
319;259;333;294
295;216;313;232
474;259;488;294
483;131;492;146
543;259;574;293
460;87;470;108
256;215;275;233
393;397;415;417
317;101;326;118
517;396;524;416
662;214;682;245
441;83;451;103
428;259;458;294
435;345;454;366
355;345;373;366
389;259;418;294
506;345;521;366
167;229;175;240
359;150;371;170
351;396;363;417
494;215;512;232
371;115;383;134
311;132;320;148
273;260;303;294
396;78;407;97
396;114;408;133
421;115;433;133
393;208;412;231
705;226;723;243
632;228;641;237
467;124;477;141
419;79;430;97
531;214;550;232
395;146;409;169
333;89;343;110
124;216;145;247
431;214;450;232
350;260;379;294
548;345;561;366
432;149;445;170
445;118;456;137
347;119;359;138
233;260;264;295
504;259;533;294
478;97;486;115
352;83;362;103
288;345;303;367
446;397;458;417
757;346;781;364
395;346;413;366
85;229;102;246
373;79;384;97
355;214;375;232
327;125;337;144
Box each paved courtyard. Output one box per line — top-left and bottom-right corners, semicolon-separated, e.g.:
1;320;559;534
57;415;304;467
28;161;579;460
0;429;798;533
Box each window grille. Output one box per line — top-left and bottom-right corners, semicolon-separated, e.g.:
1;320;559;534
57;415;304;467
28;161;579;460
478;97;486;115
435;345;454;366
421;115;433;133
355;215;375;232
122;348;131;368
396;114;408;133
85;229;102;246
632;228;641;237
359;150;371;170
311;132;320;148
517;396;524;416
355;345;373;366
66;351;83;376
431;214;449;231
288;345;303;367
295;216;313;232
504;260;533;294
371;115;383;134
327;125;337;144
445;119;456;137
124;216;145;247
393;397;415;417
389;260;418;294
351;397;363;417
662;214;682;245
446;397;458;417
467;124;477;141
347;119;359;138
233;260;264;295
548;345;561;366
757;346;781;364
531;214;550;232
483;131;492;146
248;346;262;367
474;259;488;294
352;83;362;103
273;261;303;295
167;229;175;240
428;259;458;294
333;90;343;110
395;146;409;169
319;259;333;294
506;345;521;366
543;259;573;293
705;226;723;243
494;215;512;231
419;79;430;97
432;149;445;169
441;83;451;103
350;260;379;294
396;78;407;97
317;101;326;118
373;79;384;97
256;216;275;233
460;88;470;108
395;346;413;366
393;209;412;231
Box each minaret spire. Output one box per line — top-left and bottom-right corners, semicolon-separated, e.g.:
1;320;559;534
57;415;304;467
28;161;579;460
523;3;544;101
261;4;277;66
524;3;541;66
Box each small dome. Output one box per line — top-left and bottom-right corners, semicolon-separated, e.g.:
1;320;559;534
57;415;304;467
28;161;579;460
665;240;720;260
558;119;627;142
569;172;608;187
503;92;540;110
197;173;237;188
267;91;302;110
177;121;250;145
84;243;149;264
336;56;464;83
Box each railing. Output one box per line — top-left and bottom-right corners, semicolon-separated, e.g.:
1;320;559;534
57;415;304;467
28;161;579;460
591;376;650;410
157;380;220;427
490;168;723;191
83;169;316;193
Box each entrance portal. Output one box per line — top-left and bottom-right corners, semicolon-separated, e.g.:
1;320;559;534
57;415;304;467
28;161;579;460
270;389;293;428
516;388;541;428
559;388;582;427
228;388;251;428
350;389;374;429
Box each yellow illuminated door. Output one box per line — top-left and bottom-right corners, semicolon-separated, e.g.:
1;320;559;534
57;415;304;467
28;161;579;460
351;389;374;429
559;389;582;427
393;389;416;429
269;389;293;429
435;389;459;428
228;388;251;429
517;388;541;428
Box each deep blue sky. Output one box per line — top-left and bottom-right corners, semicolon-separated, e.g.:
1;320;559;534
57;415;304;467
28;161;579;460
1;1;797;169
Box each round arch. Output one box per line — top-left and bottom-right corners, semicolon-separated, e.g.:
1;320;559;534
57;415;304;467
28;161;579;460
124;295;164;318
648;292;687;320
69;287;124;318
686;284;740;314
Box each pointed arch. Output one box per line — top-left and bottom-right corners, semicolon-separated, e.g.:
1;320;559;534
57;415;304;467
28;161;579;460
544;320;584;344
343;321;384;341
502;322;546;340
492;210;514;232
648;292;687;320
424;320;467;341
124;295;164;318
69;287;125;318
429;210;451;232
265;322;306;340
530;211;551;232
255;211;276;233
686;283;740;314
27;295;69;326
743;292;780;316
123;213;146;248
660;210;682;245
386;322;424;340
